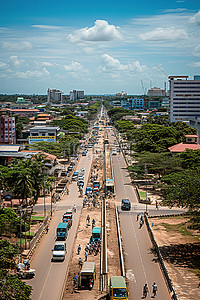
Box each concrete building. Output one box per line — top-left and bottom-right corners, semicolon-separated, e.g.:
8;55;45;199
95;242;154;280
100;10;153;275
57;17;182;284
169;75;200;123
0;115;16;144
70;90;84;101
47;89;63;103
10;97;33;109
147;87;166;96
121;98;144;110
29;126;60;144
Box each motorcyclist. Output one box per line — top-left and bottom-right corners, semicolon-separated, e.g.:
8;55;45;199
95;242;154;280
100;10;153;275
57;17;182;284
73;204;76;213
143;283;149;298
92;218;95;228
46;225;49;233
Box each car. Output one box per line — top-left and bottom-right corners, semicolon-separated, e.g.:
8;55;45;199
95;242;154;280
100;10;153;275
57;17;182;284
112;150;117;155
81;167;85;173
85;187;93;195
117;148;121;153
52;241;66;261
121;199;131;211
67;166;73;172
82;151;87;156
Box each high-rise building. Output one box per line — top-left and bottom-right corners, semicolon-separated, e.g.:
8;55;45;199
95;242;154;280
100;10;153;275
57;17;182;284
47;89;63;103
0;115;16;144
70;90;84;101
147;87;166;97
169;75;200;123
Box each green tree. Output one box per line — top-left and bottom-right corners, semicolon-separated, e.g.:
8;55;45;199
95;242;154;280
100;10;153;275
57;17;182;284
161;170;200;209
0;240;19;270
0;269;32;300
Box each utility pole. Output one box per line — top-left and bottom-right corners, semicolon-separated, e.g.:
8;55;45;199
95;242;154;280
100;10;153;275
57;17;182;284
145;163;148;213
43;179;46;217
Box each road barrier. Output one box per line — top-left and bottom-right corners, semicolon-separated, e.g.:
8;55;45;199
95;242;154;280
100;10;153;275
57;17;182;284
115;203;125;277
145;214;179;300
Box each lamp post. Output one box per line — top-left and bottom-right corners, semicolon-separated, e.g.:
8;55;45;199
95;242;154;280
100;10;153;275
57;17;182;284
50;185;53;218
145;163;148;213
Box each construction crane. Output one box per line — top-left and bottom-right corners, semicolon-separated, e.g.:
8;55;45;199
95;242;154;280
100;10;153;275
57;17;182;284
141;80;146;95
155;64;168;92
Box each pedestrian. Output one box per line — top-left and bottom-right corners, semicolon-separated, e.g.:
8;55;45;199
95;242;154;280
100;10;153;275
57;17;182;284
156;201;159;210
67;188;69;195
143;283;149;298
141;214;144;224
77;244;81;255
86;215;90;225
152;282;157;297
73;273;78;286
85;250;88;261
139;220;143;228
78;257;83;268
136;213;140;221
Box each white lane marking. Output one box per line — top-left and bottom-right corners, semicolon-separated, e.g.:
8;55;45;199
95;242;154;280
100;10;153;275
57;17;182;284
38;264;53;300
129;213;149;286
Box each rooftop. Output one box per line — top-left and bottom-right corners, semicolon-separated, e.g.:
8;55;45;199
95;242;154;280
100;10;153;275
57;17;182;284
168;143;200;153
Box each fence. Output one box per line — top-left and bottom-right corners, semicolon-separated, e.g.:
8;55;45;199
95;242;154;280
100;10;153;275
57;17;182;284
145;214;179;300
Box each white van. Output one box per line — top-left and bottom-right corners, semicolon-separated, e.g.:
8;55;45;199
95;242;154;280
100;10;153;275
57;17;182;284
52;241;66;261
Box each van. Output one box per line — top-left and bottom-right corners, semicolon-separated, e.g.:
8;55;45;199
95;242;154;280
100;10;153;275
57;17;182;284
110;276;128;299
91;227;101;243
52;241;66;261
78;262;96;289
56;223;68;240
121;199;131;211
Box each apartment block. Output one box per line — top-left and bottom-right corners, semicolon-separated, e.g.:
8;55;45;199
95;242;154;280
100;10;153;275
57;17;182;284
169;75;200;123
47;89;63;103
0;115;16;144
70;90;84;101
147;87;166;97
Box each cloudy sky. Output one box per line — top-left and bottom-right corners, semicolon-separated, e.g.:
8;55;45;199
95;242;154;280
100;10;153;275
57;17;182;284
0;0;200;95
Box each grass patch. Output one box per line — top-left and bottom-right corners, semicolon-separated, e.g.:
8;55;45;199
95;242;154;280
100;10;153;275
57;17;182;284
160;222;193;237
17;238;30;246
139;191;146;198
31;215;45;221
22;231;35;236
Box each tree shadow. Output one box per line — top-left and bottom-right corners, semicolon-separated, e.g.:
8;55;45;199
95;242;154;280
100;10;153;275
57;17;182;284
159;243;200;270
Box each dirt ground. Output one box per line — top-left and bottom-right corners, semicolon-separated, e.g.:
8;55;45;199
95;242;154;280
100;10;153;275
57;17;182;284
151;217;200;300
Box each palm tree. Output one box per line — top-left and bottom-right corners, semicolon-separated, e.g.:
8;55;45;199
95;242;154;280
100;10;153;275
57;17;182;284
14;171;34;206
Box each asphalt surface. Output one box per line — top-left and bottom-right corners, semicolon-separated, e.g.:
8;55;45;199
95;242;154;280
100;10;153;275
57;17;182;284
109;129;182;300
29;149;93;300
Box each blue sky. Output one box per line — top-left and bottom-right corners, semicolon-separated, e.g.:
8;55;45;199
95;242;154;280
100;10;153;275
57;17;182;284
0;0;200;95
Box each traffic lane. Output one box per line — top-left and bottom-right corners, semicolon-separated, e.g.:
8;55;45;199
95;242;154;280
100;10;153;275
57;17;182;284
30;151;93;300
119;209;171;300
112;153;138;203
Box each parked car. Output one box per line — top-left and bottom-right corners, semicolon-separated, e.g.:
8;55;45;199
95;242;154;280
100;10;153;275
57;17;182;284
82;151;87;156
85;187;93;195
68;166;73;172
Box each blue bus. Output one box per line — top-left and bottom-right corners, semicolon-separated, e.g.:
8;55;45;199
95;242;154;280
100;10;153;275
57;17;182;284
56;223;68;240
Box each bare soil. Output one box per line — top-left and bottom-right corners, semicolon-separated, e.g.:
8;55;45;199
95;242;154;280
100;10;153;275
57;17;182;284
151;217;200;300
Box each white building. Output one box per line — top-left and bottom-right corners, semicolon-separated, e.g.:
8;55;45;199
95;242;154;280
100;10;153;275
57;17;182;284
29;126;60;144
70;90;84;101
169;75;200;123
47;89;63;103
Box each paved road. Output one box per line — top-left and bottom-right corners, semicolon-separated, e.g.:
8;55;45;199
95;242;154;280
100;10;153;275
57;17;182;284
29;150;93;300
109;129;179;300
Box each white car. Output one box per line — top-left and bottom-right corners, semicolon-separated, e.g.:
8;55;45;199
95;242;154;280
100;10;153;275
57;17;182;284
52;241;66;261
81;167;85;173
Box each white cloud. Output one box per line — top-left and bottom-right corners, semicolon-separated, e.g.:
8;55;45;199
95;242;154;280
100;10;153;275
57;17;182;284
100;54;147;73
64;61;84;72
14;68;50;79
193;44;200;57
162;8;186;13
68;20;122;42
139;27;188;41
32;25;61;30
188;62;200;67
0;62;7;68
189;10;200;24
3;41;33;50
9;56;25;67
41;62;54;67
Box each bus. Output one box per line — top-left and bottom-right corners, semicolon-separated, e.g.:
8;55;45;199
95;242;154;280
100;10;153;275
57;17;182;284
56;223;68;240
110;276;128;300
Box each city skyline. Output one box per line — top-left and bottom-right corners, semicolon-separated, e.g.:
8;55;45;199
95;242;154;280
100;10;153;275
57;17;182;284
0;0;200;95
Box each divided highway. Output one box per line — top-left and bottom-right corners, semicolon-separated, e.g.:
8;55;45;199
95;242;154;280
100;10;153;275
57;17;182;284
109;129;171;300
